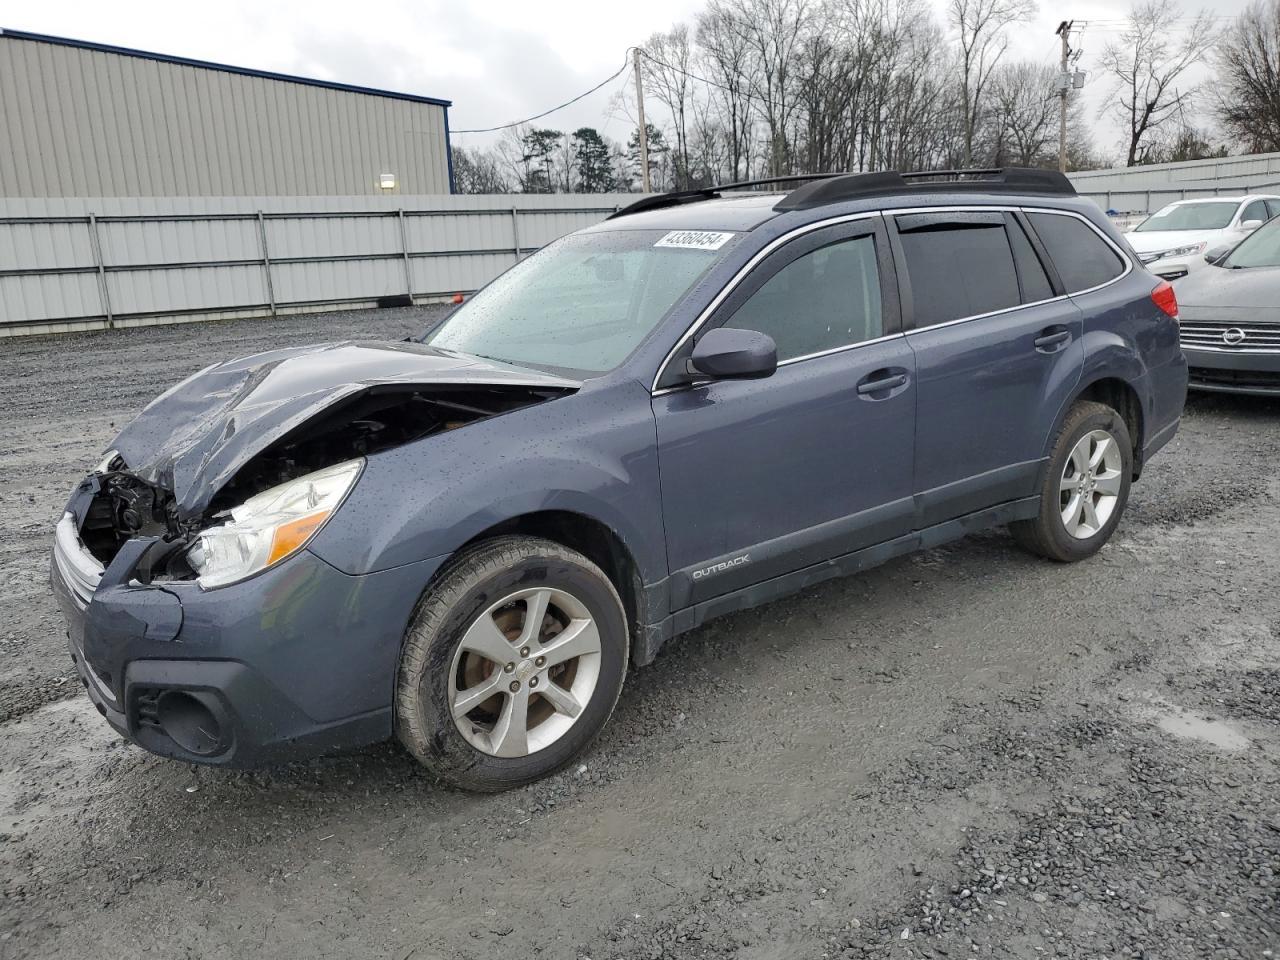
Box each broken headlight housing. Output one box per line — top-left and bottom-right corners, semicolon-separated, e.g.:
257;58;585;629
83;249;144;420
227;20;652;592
187;459;363;589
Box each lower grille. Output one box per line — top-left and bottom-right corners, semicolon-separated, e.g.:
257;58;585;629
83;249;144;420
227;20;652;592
1189;367;1280;391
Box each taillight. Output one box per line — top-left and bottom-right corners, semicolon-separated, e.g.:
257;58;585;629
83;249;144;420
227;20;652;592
1151;280;1178;320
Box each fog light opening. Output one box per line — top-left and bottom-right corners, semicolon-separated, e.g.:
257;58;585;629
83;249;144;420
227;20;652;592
156;691;224;756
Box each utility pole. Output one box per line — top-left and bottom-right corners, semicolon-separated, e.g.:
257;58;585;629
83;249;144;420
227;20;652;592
633;48;652;194
1056;20;1073;174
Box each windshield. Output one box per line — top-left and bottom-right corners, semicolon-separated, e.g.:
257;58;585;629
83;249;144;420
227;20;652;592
1222;216;1280;268
425;228;738;376
1134;202;1238;232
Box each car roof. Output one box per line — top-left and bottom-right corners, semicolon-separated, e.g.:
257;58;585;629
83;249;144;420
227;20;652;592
590;169;1085;235
1167;195;1279;206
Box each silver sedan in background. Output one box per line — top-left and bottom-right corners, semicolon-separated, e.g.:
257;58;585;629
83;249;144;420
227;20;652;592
1178;218;1280;395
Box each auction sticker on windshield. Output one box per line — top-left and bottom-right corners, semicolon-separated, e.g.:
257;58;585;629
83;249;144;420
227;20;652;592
655;230;735;251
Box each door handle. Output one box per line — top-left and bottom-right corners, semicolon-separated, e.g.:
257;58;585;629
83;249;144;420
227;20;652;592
1034;328;1072;353
856;372;908;396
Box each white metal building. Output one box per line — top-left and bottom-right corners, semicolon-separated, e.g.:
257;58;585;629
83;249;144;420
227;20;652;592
0;28;454;198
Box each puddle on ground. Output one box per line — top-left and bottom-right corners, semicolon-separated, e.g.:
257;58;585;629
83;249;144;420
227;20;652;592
1155;711;1251;751
1130;696;1251;752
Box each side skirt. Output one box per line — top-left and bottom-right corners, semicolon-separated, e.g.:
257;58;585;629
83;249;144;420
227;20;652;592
636;496;1041;664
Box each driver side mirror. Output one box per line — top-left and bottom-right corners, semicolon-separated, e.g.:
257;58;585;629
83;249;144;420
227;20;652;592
688;327;778;381
1242;219;1265;231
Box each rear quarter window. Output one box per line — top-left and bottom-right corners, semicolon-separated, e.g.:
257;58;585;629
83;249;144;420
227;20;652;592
1027;213;1126;293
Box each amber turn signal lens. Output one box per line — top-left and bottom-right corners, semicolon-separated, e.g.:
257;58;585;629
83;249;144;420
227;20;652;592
266;511;328;566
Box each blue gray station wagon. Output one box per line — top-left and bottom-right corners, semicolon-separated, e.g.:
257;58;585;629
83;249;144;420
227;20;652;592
52;169;1188;791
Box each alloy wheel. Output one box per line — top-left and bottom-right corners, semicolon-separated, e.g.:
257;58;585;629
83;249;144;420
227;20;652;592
448;587;602;757
1059;429;1124;539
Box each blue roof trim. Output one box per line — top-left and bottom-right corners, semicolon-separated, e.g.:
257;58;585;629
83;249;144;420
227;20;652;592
0;28;452;107
444;108;456;194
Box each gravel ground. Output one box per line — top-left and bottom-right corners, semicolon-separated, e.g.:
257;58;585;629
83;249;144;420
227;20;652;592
1;307;1278;960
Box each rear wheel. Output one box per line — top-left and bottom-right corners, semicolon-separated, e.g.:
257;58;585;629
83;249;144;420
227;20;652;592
1011;401;1132;562
395;536;628;792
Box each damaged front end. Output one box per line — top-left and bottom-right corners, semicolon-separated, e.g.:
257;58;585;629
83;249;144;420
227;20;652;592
53;340;580;763
80;383;573;587
66;340;579;588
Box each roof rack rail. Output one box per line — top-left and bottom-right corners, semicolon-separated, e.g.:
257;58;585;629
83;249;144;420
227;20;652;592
775;167;1075;211
607;167;1075;220
608;188;719;220
606;173;846;220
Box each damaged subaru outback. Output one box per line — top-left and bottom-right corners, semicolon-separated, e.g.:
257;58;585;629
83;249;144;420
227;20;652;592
52;169;1187;791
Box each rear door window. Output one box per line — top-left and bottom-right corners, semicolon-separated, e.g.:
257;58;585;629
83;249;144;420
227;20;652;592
1026;213;1126;294
895;213;1020;327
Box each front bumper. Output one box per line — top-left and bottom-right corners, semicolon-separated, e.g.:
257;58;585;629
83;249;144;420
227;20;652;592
1182;344;1280;396
52;487;443;767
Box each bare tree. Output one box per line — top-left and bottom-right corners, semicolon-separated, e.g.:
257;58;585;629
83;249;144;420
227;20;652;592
450;145;510;193
643;26;697;188
619;0;1102;190
1215;0;1280;152
987;61;1058;166
948;0;1036;166
715;0;812;176
1097;0;1221;166
695;4;757;181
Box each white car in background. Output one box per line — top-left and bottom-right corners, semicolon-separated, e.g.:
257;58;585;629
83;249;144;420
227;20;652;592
1125;195;1280;281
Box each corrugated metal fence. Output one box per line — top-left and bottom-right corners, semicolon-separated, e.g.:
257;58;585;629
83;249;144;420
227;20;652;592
1067;152;1280;214
1071;178;1280;216
0;194;639;336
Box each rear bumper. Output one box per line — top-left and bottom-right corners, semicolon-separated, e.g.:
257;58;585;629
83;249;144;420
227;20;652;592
1137;348;1188;473
51;494;443;767
1183;345;1280;396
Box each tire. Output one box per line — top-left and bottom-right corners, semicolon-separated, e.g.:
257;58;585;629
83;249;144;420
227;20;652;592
395;535;628;792
1010;400;1133;563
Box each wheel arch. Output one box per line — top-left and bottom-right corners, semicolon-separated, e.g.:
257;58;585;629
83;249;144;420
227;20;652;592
1047;374;1147;479
446;510;649;668
1076;377;1145;475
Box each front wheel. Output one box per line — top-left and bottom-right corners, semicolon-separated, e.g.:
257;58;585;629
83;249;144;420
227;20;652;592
395;536;628;792
1011;401;1133;563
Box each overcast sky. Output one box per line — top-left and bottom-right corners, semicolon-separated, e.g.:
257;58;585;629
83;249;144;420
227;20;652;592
7;0;1253;166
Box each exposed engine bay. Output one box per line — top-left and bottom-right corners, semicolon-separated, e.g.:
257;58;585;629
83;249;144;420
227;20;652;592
77;384;572;574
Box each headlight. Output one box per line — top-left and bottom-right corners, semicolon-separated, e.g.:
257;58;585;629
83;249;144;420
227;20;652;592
187;459;363;589
1158;242;1207;260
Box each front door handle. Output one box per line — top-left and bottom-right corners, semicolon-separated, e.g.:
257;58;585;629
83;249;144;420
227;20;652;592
1034;328;1072;353
856;371;908;396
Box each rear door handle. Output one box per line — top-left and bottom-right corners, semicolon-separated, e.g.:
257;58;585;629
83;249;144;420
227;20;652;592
856;372;908;396
1034;328;1072;353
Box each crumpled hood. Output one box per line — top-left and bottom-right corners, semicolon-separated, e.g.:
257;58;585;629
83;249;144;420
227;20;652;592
111;340;579;519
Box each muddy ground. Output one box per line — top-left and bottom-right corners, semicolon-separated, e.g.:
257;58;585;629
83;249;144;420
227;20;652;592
1;307;1277;960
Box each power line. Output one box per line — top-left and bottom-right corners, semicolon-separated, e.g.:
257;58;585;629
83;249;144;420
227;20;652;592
452;52;633;134
637;48;776;107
